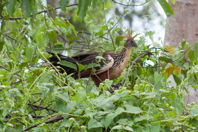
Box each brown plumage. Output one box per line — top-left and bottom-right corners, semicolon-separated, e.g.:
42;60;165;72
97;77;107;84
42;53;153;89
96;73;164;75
48;35;137;86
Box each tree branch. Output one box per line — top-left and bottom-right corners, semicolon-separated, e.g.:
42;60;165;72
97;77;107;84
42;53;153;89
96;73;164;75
112;0;149;6
28;103;56;113
0;3;78;21
23;114;63;131
130;50;152;68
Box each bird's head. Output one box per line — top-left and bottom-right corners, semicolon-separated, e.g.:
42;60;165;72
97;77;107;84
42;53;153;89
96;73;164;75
123;34;137;48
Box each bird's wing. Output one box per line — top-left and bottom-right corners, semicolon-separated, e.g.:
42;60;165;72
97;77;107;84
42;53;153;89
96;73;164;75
94;54;114;74
72;52;115;73
78;53;114;77
72;52;98;60
47;51;115;77
47;52;79;74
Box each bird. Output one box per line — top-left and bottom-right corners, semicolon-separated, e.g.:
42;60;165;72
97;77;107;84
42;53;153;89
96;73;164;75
48;35;137;86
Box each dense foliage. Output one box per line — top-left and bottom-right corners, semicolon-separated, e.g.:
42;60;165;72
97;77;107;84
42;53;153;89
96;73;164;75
0;0;198;131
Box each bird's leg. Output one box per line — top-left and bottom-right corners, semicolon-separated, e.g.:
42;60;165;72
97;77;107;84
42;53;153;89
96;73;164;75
91;71;103;86
107;69;109;79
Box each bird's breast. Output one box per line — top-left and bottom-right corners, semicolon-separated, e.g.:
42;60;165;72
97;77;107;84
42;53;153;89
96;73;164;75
109;49;132;79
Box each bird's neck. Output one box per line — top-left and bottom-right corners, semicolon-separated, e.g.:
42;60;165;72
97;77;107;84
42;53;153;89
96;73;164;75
112;47;133;68
121;47;133;56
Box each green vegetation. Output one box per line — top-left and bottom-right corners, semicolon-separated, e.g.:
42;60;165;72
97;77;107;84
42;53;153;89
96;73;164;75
0;0;198;131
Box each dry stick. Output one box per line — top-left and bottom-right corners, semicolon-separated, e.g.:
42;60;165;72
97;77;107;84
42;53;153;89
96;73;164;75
31;115;46;119
28;104;56;113
2;34;17;41
0;3;78;21
23;114;63;131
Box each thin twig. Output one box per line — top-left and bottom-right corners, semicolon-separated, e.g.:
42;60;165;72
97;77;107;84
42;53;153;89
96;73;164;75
28;103;56;113
130;51;152;68
112;0;149;6
23;114;63;131
0;3;78;21
23;123;41;131
31;114;46;119
0;65;10;71
2;34;17;41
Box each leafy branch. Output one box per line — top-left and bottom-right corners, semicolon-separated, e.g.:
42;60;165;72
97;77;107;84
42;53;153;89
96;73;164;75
0;3;78;21
112;0;150;6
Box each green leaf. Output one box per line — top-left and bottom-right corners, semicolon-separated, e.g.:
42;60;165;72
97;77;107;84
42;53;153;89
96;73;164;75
55;98;67;112
96;25;107;36
84;63;99;69
170;0;176;4
59;0;69;10
58;60;77;70
154;72;162;90
188;49;195;62
78;0;92;19
173;74;181;85
88;118;103;129
7;0;16;16
47;30;57;43
52;44;65;52
134;115;151;123
150;123;160;132
115;35;124;45
21;0;34;17
159;56;172;63
125;104;143;114
0;40;4;51
194;42;198;60
104;107;125;128
158;0;174;17
111;125;133;131
189;105;198;116
25;45;35;61
56;92;69;102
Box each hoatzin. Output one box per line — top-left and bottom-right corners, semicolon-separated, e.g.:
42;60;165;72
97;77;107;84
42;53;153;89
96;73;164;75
48;35;137;86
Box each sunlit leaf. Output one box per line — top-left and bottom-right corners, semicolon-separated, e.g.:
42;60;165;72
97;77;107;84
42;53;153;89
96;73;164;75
78;0;92;19
47;30;57;43
111;125;133;131
173;74;181;85
115;35;124;45
88;118;103;129
125;104;143;114
158;0;174;17
194;42;198;60
58;60;77;70
150;123;160;132
165;65;181;76
170;0;176;4
60;0;69;10
159;56;172;63
0;41;4;51
164;45;174;55
56;92;69;102
7;0;16;16
21;0;34;17
104;107;125;128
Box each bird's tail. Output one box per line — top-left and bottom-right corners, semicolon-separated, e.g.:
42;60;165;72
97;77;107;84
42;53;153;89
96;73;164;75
47;52;79;76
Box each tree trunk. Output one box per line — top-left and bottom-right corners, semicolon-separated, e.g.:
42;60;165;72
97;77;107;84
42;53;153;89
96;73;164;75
164;0;198;104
